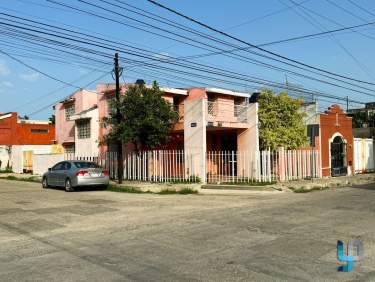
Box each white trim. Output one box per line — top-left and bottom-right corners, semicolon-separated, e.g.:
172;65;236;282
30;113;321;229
159;86;187;95
205;87;251;98
0;113;12;120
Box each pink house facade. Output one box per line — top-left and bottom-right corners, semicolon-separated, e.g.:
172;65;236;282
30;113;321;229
96;83;259;181
54;89;98;154
54;82;259;180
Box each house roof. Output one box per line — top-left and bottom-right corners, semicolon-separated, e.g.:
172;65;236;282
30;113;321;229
204;87;251;98
70;105;98;121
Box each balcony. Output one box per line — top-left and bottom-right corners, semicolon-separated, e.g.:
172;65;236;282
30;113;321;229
207;101;248;124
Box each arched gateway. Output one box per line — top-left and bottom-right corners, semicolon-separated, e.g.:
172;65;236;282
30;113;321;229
330;135;347;176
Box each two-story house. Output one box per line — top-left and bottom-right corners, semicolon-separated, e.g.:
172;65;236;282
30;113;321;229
54;89;99;156
97;82;259;181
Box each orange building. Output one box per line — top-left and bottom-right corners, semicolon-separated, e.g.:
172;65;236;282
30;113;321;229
319;105;353;177
0;112;55;145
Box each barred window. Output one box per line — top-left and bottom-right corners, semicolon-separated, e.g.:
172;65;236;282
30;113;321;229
65;104;75;121
77;119;91;139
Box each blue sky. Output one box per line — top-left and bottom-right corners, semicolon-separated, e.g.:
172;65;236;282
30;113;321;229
1;0;375;119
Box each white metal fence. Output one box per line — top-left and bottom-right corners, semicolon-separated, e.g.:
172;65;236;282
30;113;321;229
206;149;320;183
65;150;200;182
63;148;320;183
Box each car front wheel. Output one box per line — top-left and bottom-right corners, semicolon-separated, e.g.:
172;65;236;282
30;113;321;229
42;177;49;189
65;178;74;192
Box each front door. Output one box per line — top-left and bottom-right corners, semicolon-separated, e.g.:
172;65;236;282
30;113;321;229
331;136;347;176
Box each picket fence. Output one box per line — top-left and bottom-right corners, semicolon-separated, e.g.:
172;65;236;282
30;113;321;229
64;148;320;183
206;149;320;183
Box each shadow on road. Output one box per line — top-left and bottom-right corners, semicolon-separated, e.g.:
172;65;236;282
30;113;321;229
350;182;375;190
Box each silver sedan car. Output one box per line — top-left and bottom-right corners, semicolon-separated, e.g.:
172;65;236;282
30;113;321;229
42;160;109;192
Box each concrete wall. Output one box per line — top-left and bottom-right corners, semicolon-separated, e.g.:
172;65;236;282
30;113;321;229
33;154;64;175
184;96;206;182
74;108;100;157
0;146;10;169
237;103;259;153
11;145;54;173
55;89;98;147
301;102;320;125
237;103;259;178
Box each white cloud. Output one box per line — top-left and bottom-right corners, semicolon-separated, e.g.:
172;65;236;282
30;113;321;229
20;71;41;82
0;60;10;76
1;81;13;88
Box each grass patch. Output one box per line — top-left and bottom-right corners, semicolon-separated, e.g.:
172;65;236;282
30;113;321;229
0;169;13;173
106;185;198;195
157;188;198;195
220;181;276;186
291;186;328;193
106;185;145;193
0;175;41;183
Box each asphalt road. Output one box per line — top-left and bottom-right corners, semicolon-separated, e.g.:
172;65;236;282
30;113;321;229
1;180;375;281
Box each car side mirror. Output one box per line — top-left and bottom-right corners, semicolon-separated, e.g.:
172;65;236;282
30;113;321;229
48;168;52;172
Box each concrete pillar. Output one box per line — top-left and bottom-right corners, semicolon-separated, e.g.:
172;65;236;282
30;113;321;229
184;93;207;183
278;147;286;182
237;103;259;179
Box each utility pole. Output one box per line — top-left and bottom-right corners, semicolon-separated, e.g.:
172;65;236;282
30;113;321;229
346;96;349;112
113;53;123;184
285;74;288;94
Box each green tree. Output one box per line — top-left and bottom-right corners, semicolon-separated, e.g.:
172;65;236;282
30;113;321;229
102;81;178;150
49;114;55;125
18;114;29;120
350;111;367;128
258;89;307;150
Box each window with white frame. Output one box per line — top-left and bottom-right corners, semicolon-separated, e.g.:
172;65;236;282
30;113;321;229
77;119;91;139
65;104;75;121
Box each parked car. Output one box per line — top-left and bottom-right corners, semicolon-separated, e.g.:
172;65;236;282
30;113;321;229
42;160;109;192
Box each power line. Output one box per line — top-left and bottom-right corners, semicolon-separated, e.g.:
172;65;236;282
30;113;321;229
346;0;375;19
0;8;370;107
0;14;370;104
28;71;110;116
146;0;375;86
225;0;311;30
0;49;85;88
284;0;375;81
45;0;375;94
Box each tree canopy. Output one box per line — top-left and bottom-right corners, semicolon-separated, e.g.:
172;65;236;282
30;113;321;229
258;89;307;150
102;81;178;150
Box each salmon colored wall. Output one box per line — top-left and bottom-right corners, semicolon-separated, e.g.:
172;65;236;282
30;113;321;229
319;105;353;177
0;113;55;145
55;89;98;146
97;83;186;153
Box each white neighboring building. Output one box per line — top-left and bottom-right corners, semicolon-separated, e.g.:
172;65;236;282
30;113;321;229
0;146;11;169
11;145;55;173
70;106;100;157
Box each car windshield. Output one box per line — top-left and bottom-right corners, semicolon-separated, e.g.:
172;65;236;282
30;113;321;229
74;162;101;169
